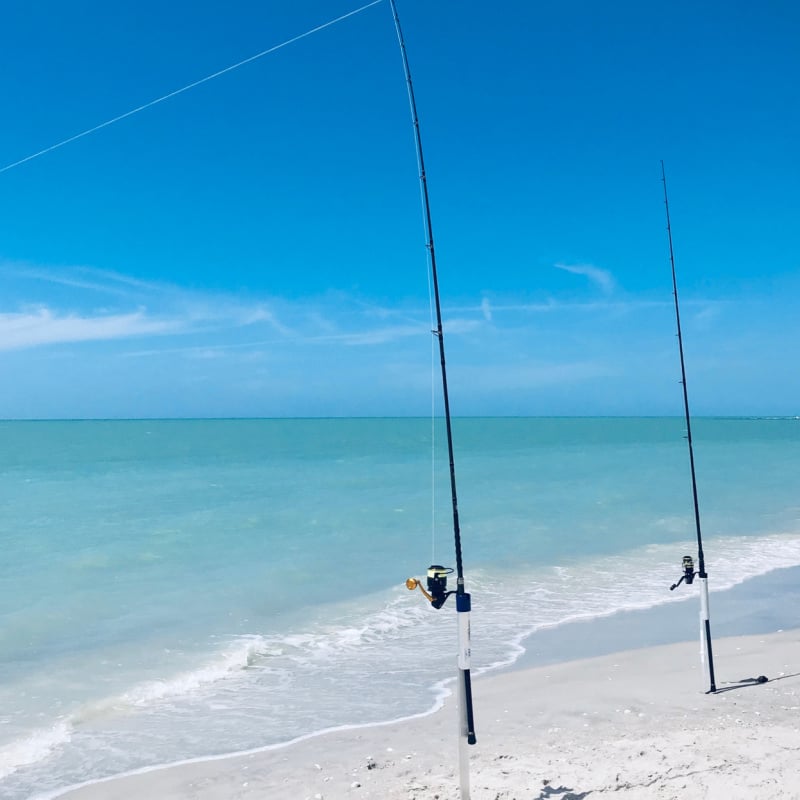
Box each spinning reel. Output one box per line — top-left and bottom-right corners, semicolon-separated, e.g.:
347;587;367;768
669;555;696;590
406;565;455;609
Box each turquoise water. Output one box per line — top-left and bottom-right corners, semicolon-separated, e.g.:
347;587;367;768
2;417;800;799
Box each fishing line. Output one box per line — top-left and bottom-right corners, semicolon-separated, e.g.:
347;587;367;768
431;341;437;564
0;0;383;175
392;5;438;566
428;209;438;564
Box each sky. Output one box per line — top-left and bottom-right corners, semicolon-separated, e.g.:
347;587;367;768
1;0;798;419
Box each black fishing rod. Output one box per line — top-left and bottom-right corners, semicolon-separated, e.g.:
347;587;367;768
388;1;476;796
661;161;717;694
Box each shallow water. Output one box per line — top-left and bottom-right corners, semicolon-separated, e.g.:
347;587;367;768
1;417;799;799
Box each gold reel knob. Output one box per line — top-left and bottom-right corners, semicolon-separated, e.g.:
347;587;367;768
405;576;433;603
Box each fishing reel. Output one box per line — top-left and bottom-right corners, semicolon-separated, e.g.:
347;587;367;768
406;565;455;609
669;555;696;590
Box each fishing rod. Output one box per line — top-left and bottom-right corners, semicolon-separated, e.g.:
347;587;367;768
661;161;717;694
388;1;476;796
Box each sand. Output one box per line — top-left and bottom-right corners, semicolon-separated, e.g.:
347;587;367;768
56;627;800;800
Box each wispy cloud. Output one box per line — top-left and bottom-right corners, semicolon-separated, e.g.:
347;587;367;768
324;323;425;346
441;318;484;336
174;299;295;336
237;306;286;329
3;262;163;300
456;358;617;392
449;298;557;314
690;303;722;329
451;297;670;315
0;260;686;361
0;308;182;351
0;261;297;350
555;263;616;294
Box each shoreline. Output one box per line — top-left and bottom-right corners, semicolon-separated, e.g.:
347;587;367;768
54;628;800;800
513;562;800;671
50;566;800;800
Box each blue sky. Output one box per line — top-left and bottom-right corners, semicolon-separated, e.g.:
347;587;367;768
1;0;798;418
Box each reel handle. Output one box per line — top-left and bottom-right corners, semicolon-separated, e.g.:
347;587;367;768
669;555;696;591
406;577;434;604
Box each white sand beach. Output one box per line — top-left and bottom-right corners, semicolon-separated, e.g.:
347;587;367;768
58;628;800;800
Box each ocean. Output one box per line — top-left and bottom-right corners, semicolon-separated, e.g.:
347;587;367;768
2;416;800;799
